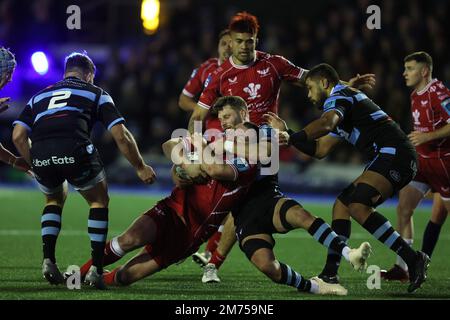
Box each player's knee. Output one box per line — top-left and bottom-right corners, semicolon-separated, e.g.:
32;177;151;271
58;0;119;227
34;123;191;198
117;233;140;252
240;238;274;261
396;202;414;219
348;183;382;219
278;199;300;230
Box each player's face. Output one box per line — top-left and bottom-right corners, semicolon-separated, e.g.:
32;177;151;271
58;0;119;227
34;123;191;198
403;61;427;88
231;32;257;65
306;78;328;109
218;105;245;130
218;34;232;63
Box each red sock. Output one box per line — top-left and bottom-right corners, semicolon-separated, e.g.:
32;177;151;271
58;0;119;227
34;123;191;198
80;241;123;277
103;267;120;286
80;259;93;278
209;250;226;269
103;240;123;265
206;231;222;254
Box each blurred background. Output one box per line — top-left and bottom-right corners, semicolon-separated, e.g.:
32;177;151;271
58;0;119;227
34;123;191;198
0;0;449;194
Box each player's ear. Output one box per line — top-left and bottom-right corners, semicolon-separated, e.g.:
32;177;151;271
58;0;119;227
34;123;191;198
320;78;329;90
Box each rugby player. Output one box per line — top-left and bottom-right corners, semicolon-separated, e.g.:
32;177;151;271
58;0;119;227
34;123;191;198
0;47;31;173
265;63;430;293
12;52;156;289
382;52;450;281
188;11;375;283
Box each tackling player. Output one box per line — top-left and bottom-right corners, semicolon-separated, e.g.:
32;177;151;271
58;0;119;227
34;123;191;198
266;63;430;293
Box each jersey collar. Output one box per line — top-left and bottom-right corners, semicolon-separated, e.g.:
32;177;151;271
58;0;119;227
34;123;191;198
416;78;437;95
330;82;347;95
229;54;257;69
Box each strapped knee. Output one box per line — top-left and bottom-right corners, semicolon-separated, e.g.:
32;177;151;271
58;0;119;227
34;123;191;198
349;183;383;207
279;199;299;231
240;238;274;261
337;183;356;207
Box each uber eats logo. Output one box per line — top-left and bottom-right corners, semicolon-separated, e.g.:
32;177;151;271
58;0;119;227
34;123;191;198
33;156;76;167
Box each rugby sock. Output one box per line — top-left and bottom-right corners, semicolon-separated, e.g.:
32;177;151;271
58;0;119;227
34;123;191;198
103;267;120;286
80;237;125;277
209;250;226;269
41;205;62;264
421;221;442;258
396;239;412;271
206;227;223;254
321;219;351;277
278;262;314;293
362;211;416;267
88;208;109;274
308;218;349;259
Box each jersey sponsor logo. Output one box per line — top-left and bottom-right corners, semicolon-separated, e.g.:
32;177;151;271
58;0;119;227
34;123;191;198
228;76;237;84
33;156;76;167
389;170;401;182
412;109;421;125
243;83;261;100
257;67;270;77
204;74;212;88
190;68;198;79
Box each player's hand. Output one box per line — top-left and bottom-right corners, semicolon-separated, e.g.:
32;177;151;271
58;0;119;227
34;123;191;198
172;166;193;188
262;112;288;131
408;131;431;146
348;73;376;91
11;157;33;175
0;97;11;114
136;164;157;184
278;131;290;146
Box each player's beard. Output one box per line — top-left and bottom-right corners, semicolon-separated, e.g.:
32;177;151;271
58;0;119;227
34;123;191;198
315;91;328;110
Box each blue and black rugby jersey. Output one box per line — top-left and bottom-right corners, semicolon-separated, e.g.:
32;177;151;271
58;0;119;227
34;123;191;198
13;76;124;142
323;83;410;159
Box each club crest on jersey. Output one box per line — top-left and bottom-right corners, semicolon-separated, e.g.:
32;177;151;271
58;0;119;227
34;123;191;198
420;100;427;106
228;76;237;84
243;83;261;100
86;144;94;154
257;68;270;77
389;170;401;182
412;109;420;125
204;74;212;88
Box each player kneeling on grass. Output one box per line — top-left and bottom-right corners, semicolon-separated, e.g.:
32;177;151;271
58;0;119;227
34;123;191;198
264;63;430;293
76;118;258;287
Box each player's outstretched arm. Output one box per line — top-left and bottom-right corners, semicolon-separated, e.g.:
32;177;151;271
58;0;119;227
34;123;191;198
110;123;156;184
12;124;31;165
345;73;376;91
0;143;32;174
178;93;198;112
188;104;209;133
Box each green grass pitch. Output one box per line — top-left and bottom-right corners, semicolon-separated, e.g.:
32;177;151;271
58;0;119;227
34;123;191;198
0;188;449;300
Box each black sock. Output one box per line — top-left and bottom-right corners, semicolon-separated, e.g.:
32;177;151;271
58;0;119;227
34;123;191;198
278;262;311;292
321;219;351;277
41;205;62;264
88;208;109;274
421;221;442;257
308;217;348;256
362;211;417;268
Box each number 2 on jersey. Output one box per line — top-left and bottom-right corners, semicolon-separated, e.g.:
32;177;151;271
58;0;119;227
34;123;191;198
48;91;72;110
